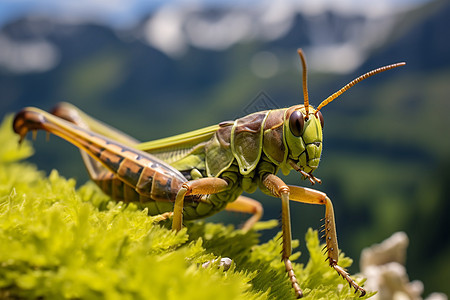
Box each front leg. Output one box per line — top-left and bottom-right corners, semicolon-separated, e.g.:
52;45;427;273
288;185;366;297
263;174;366;298
262;174;303;298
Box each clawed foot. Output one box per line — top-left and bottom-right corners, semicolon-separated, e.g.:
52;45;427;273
331;261;366;297
284;258;303;298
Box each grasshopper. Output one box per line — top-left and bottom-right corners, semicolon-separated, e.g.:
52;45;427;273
13;49;405;298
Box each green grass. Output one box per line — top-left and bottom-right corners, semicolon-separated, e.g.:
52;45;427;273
0;115;372;299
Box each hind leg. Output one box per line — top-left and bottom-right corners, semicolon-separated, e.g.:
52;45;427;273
50;102;140;182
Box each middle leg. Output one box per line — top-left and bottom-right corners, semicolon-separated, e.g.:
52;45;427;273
262;174;303;298
224;195;263;231
172;177;230;231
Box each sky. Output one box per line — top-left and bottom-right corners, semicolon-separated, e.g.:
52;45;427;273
0;0;431;29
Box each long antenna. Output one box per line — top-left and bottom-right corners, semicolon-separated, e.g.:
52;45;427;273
315;62;406;112
297;49;309;118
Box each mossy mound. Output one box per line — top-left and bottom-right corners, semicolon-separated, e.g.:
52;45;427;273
0;115;372;299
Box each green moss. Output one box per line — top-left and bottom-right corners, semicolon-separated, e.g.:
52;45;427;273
0;116;373;299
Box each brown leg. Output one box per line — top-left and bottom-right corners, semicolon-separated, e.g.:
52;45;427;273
225;195;263;231
172;178;229;231
288;185;366;297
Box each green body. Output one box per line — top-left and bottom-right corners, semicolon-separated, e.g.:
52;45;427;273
136;105;323;219
13;103;324;221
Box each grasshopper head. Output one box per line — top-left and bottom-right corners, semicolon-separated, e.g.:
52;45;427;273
284;49;405;182
284;105;323;175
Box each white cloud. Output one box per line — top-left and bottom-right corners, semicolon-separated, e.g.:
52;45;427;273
0;34;60;73
143;5;188;57
257;0;296;40
185;11;253;50
304;44;365;74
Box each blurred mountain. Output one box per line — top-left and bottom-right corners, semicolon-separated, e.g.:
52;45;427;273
0;0;449;297
0;0;428;117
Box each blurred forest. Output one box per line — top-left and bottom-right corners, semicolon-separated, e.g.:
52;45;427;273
0;0;449;297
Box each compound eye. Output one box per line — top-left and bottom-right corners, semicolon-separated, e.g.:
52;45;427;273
316;111;324;129
289;110;305;137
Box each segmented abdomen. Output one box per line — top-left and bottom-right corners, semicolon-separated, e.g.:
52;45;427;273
94;162;183;204
93;170;221;219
